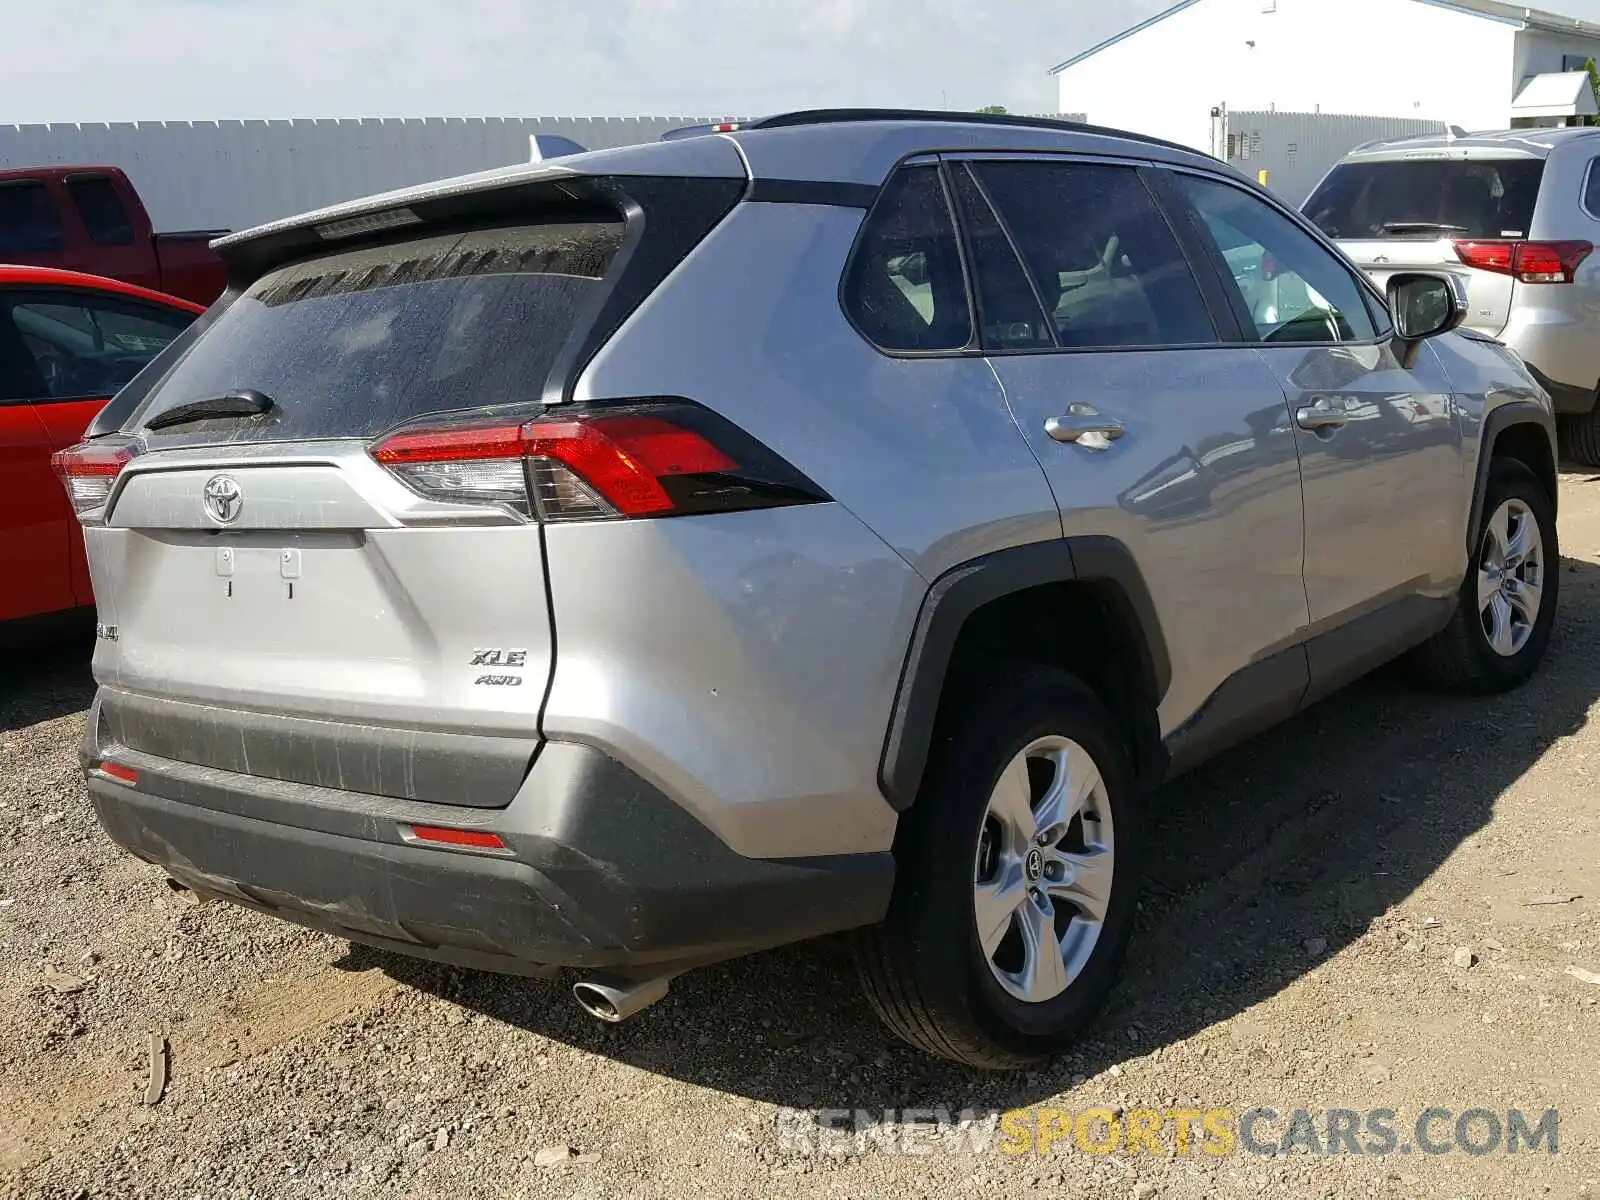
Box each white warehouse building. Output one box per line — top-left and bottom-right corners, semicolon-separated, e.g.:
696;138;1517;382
1053;0;1600;195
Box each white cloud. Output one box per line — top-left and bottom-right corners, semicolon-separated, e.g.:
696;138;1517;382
1;0;1167;122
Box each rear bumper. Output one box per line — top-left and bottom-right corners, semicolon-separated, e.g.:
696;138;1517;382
1500;312;1597;414
1524;363;1596;416
81;702;894;975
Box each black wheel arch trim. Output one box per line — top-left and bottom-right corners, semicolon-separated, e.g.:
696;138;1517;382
1468;402;1558;554
877;537;1172;811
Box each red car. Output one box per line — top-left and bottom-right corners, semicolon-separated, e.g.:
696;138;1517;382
1;265;202;633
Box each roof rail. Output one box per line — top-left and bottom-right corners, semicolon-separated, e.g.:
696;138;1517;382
729;108;1206;160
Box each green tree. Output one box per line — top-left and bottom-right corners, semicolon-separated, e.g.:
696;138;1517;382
976;104;1008;115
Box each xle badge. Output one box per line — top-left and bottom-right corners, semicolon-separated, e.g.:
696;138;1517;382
470;648;528;667
471;648;528;686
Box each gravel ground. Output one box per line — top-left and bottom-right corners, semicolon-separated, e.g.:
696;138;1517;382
3;476;1599;1200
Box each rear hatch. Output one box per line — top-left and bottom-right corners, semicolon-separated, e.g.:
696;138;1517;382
74;172;744;808
1304;154;1547;336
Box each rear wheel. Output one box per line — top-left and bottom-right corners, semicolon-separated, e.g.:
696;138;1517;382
1559;411;1600;468
1413;459;1558;692
855;668;1140;1069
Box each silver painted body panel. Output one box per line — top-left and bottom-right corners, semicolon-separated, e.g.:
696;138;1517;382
540;504;922;859
88;445;550;739
986;348;1308;735
574;202;1064;581
1259;339;1468;623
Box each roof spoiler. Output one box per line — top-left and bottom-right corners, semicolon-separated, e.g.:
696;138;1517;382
660;121;748;141
530;134;588;161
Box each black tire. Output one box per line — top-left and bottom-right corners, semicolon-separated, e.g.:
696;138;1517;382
1559;411;1600;468
1412;459;1558;693
854;666;1140;1069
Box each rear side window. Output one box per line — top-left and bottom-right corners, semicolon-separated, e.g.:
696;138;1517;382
843;166;973;352
0;182;66;254
972;161;1217;349
949;166;1054;351
1305;158;1546;240
1584;159;1600;217
66;176;136;246
134;221;625;442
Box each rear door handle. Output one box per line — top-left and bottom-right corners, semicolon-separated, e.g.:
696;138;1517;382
1295;399;1348;431
1045;410;1126;446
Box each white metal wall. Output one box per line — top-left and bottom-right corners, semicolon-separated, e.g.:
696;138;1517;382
1056;0;1524;149
0;116;720;233
1222;110;1449;205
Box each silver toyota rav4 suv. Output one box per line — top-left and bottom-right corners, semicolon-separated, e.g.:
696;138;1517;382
58;111;1559;1069
1306;126;1600;464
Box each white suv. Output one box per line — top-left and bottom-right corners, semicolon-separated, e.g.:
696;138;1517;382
1306;126;1600;461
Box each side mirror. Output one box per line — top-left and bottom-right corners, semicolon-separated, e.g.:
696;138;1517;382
1387;271;1467;341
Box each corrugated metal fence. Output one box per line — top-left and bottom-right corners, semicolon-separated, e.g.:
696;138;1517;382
1220;110;1449;204
0;117;723;232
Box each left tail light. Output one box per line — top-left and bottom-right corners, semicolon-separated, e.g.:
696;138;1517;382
370;399;828;522
51;442;138;519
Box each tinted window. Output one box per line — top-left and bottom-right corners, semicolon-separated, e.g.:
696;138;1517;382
1178;174;1377;345
1585;158;1600;217
0;182;66;254
1;292;194;401
134;221;624;442
66;176;136;246
1304;158;1546;240
843;166;972;352
949;166;1053;351
973;161;1216;349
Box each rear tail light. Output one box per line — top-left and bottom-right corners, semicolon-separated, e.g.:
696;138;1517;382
51;441;138;517
1453;239;1593;284
370;400;827;522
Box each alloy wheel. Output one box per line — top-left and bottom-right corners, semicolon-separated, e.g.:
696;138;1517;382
973;735;1114;1004
1478;497;1544;658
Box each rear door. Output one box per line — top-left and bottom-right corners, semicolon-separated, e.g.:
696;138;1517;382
81;214;653;807
951;156;1312;746
0;286;195;621
7;288;196;605
1303;154;1546;336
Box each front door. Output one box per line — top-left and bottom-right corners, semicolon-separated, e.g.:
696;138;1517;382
948;156;1312;750
1169;172;1468;697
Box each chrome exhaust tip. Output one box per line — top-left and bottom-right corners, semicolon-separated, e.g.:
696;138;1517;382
572;975;671;1023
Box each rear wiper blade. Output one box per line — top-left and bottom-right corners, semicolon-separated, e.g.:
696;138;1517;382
1379;221;1469;234
145;389;275;431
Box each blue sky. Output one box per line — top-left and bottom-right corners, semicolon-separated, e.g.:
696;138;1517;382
6;0;1171;122
11;0;1600;125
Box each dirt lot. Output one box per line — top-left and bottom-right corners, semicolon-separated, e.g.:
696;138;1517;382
2;478;1598;1200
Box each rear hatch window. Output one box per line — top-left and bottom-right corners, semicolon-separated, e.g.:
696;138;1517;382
129;221;624;446
1304;158;1546;240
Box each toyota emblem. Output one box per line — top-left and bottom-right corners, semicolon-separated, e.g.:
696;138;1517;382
203;475;243;524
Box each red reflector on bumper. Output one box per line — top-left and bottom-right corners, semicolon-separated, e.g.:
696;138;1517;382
99;762;139;785
406;824;507;851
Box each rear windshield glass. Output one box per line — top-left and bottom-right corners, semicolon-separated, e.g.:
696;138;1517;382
1304;158;1546;240
133;221;624;442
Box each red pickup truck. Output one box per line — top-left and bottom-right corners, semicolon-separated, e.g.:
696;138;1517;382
0;166;227;306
